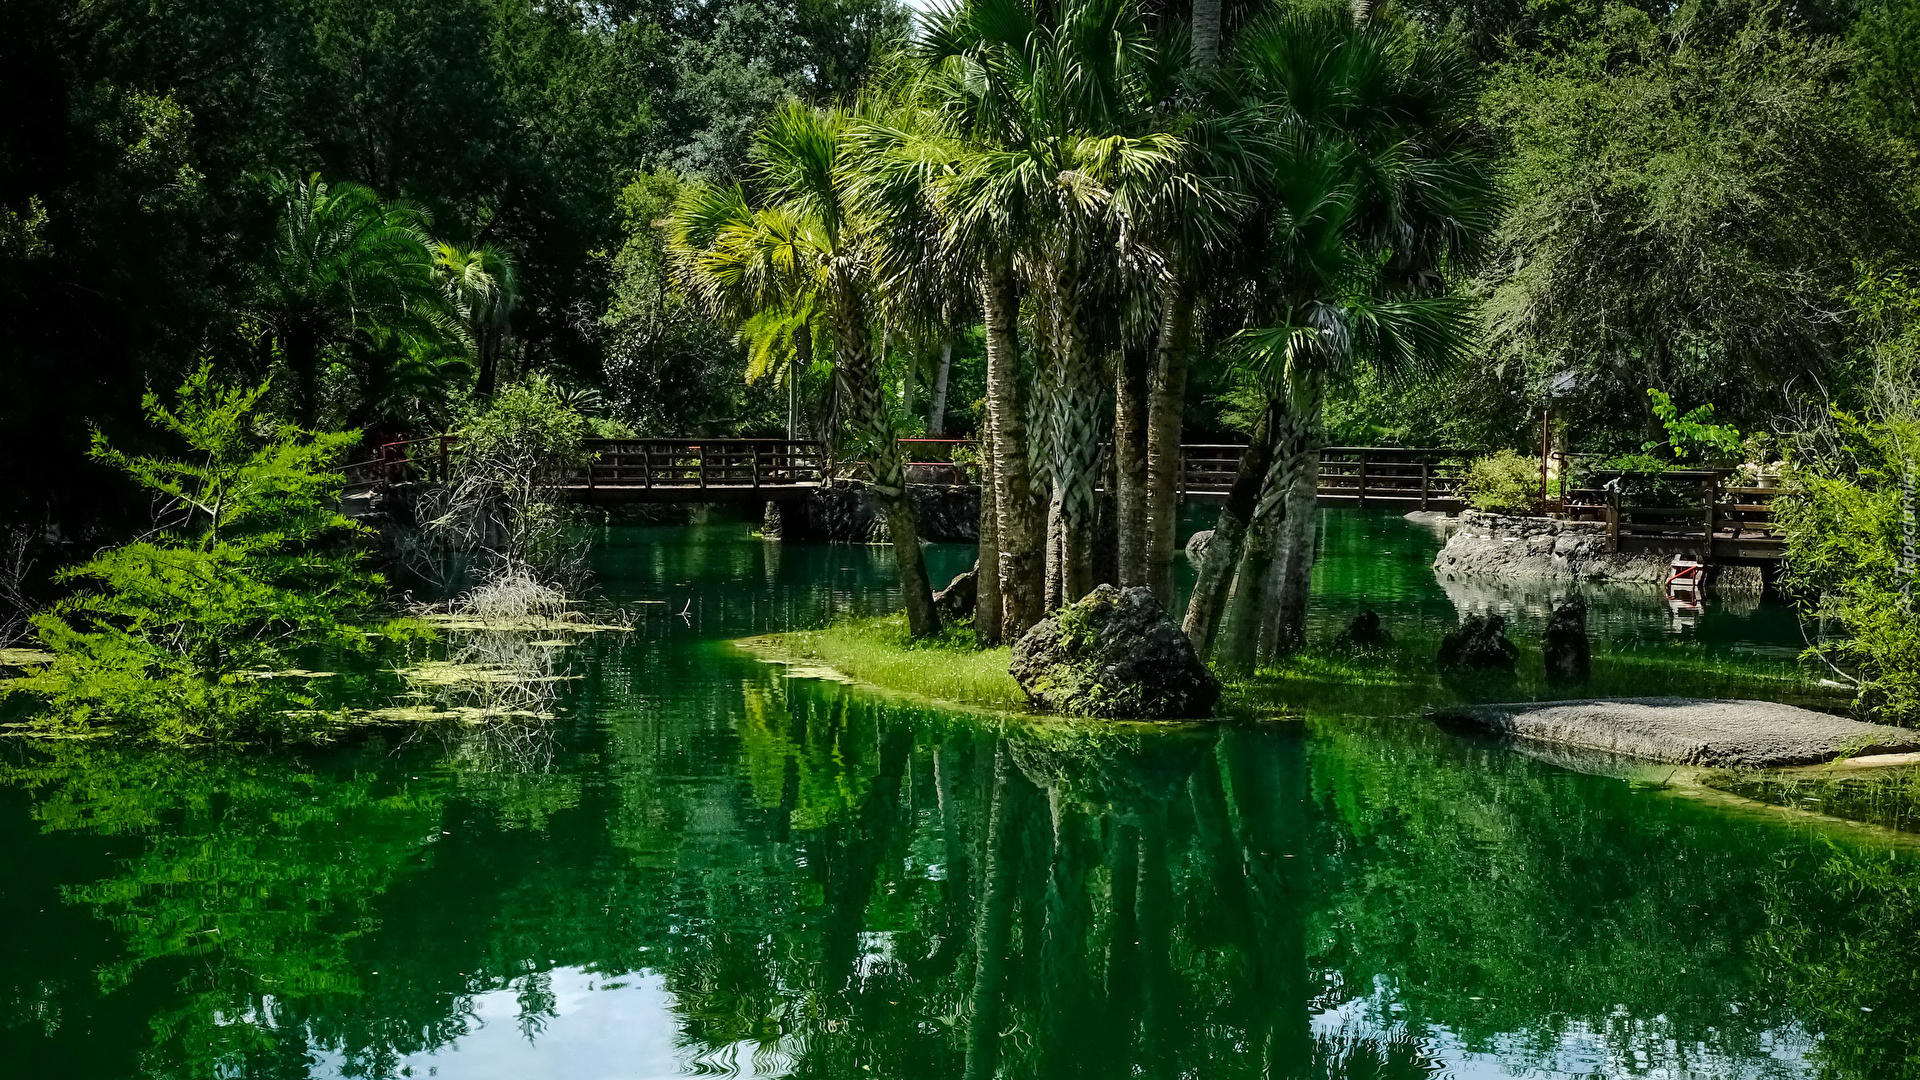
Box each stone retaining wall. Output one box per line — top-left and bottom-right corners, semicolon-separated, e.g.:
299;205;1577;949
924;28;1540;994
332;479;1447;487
1431;511;1763;592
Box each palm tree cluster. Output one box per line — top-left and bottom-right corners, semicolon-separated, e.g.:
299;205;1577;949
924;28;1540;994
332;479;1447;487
671;0;1494;657
242;173;524;437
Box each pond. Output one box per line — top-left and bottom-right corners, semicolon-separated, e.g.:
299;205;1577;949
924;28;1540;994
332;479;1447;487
1;511;1915;1080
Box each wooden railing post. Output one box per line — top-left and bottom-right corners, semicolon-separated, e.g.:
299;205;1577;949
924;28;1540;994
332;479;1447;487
1420;461;1431;510
1605;486;1621;552
1356;451;1369;508
1705;473;1718;550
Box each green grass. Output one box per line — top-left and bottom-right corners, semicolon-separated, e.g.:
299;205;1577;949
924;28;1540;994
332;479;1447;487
739;614;1026;710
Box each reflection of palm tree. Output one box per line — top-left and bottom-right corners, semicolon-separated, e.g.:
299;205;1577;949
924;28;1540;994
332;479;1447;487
965;740;1024;1080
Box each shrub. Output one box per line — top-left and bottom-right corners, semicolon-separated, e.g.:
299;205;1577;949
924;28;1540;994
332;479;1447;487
2;366;411;742
1460;449;1540;515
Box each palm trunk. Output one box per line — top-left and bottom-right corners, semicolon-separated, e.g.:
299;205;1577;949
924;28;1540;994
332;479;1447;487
1146;273;1195;604
1223;379;1323;667
1193;0;1223;69
977;415;1003;646
981;255;1044;638
930;333;954;435
476;325;502;401
1046;256;1101;605
1115;338;1150;587
1260;411;1322;663
830;275;940;637
1182;403;1278;658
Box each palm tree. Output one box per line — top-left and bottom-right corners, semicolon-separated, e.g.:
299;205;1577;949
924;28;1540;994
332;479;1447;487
1183;8;1494;662
244;173;442;426
923;0;1179;607
432;242;519;401
670;102;944;638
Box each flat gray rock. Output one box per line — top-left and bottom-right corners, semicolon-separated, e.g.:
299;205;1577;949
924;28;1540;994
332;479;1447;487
1431;697;1920;768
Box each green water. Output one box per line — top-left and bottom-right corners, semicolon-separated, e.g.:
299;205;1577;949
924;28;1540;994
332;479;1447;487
3;512;1916;1080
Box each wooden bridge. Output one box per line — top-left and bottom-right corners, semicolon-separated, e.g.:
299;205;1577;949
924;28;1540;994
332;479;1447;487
346;438;1473;510
344;438;1782;560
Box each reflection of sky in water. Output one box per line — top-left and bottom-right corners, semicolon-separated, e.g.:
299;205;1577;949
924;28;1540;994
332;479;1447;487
310;969;698;1080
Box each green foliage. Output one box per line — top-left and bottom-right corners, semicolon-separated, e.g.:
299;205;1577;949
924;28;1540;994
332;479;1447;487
1777;269;1920;726
1460;448;1540;514
2;366;409;742
750;615;1025;709
1476;0;1911;435
1643;388;1743;463
1777;412;1920;725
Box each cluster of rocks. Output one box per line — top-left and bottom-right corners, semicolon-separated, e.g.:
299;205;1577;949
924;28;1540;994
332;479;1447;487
1432;511;1762;592
1436;597;1591;683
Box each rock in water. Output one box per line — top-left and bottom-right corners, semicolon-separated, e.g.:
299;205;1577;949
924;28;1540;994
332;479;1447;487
1184;530;1213;562
1010;584;1220;719
1335;609;1392;651
1542;596;1591;683
933;564;978;622
1437;613;1519;673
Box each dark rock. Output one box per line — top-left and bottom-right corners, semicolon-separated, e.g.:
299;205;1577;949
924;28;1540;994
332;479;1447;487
1543;596;1591;683
1185;529;1213;562
933;564;978;622
1010;585;1221;719
1334;609;1393;651
761;500;784;539
1437;613;1518;673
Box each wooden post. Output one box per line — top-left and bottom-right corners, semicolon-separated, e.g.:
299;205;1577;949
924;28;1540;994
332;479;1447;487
1357;451;1369;508
643;444;654;489
1420;460;1431;510
1704;473;1718;553
1606;485;1621;553
752;444;761;488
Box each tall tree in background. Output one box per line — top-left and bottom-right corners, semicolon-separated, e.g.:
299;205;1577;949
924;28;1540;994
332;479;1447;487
433;242;520;400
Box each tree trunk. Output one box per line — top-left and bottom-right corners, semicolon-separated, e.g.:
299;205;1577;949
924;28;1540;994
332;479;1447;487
1261;419;1322;663
1215;378;1323;667
1115;338;1150;587
930;333;954;436
1046;256;1101;605
476;325;501;401
830;275;940;637
981;255;1045;638
1182;404;1278;658
977;413;1003;646
1193;0;1223;69
1146;273;1195;604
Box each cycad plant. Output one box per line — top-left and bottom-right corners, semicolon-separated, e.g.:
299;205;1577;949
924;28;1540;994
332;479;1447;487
243;173;447;427
669;102;943;637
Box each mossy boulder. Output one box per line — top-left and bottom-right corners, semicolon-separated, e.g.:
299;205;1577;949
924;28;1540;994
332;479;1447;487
1009;585;1220;719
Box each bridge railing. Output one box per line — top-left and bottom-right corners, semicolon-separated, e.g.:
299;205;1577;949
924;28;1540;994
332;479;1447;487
342;435;459;492
1179;445;1466;508
574;439;826;491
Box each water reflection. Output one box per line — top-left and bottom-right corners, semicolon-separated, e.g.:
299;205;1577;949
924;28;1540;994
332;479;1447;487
0;515;1911;1080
